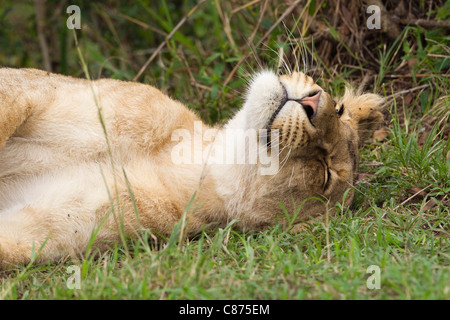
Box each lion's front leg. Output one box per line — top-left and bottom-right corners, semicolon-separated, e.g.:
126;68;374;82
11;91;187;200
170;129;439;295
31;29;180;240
0;207;80;270
95;188;187;241
0;187;189;270
0;236;34;270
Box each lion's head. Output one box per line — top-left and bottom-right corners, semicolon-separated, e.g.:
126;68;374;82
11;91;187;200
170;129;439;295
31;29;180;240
223;70;384;228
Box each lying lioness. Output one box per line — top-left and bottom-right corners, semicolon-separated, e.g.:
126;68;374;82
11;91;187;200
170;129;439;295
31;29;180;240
0;68;383;269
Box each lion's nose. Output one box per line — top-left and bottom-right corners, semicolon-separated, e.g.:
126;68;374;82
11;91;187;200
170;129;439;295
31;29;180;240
298;90;322;118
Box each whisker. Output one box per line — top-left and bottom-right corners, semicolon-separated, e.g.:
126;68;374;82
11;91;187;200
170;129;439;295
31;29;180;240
265;145;292;181
282;21;299;73
288;166;295;187
262;42;291;74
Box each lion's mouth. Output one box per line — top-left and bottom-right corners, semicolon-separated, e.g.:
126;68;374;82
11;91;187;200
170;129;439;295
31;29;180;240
266;84;322;130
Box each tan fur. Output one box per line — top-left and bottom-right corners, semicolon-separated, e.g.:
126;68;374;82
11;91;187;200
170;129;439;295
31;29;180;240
0;68;384;269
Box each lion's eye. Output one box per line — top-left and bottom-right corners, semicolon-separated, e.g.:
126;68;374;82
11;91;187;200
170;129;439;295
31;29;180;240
336;104;344;117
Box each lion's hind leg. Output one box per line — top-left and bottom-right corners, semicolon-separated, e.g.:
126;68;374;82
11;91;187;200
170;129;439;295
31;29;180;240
0;69;42;149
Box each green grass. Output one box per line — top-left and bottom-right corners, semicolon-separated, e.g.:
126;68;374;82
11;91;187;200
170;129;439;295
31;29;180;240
1;201;448;299
0;0;449;300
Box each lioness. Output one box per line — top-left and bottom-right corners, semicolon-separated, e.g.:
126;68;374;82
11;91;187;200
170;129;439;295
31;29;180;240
0;68;383;269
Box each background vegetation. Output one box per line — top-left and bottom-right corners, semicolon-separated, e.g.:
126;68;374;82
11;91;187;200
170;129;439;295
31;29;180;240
0;0;449;300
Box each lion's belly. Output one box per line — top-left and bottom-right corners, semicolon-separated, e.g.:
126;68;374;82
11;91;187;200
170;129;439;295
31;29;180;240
0;138;67;179
0;135;115;211
0;160;111;214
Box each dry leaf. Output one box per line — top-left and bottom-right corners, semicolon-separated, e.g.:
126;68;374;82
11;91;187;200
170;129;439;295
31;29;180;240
372;127;388;143
407;58;418;71
423;199;437;212
356;172;374;182
406;187;427;199
404;92;413;106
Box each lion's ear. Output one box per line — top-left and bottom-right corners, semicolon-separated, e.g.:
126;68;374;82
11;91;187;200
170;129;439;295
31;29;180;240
338;88;385;143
